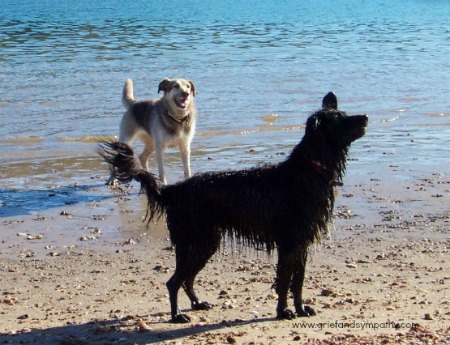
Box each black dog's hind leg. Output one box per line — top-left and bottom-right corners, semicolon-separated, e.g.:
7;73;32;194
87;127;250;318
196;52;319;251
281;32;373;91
183;244;217;312
167;269;190;323
167;244;217;323
183;278;214;311
291;249;316;317
275;246;297;320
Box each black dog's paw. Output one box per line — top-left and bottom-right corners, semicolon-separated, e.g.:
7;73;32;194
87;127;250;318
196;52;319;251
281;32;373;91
296;305;316;317
171;314;191;323
277;308;296;320
192;301;214;311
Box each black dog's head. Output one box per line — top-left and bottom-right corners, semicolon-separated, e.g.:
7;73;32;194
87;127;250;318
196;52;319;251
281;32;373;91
305;92;368;149
292;92;368;181
305;110;368;148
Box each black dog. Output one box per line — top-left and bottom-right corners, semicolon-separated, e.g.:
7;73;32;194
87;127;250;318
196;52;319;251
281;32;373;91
100;92;368;323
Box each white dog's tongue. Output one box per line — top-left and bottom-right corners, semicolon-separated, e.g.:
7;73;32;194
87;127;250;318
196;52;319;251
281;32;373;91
176;96;188;108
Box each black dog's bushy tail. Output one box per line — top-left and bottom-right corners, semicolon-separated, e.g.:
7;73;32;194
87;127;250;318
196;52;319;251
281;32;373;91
99;141;165;221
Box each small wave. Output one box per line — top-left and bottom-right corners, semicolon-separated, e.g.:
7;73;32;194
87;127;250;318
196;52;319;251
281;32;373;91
2;124;306;145
425;112;450;118
0;136;43;143
58;135;118;143
198;124;304;138
377;116;400;123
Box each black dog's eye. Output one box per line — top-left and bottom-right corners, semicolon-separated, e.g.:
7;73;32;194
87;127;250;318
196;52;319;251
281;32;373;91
173;84;180;89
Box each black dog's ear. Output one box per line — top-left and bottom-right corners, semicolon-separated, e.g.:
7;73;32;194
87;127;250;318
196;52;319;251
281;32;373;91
158;79;172;94
322;92;338;110
305;114;319;135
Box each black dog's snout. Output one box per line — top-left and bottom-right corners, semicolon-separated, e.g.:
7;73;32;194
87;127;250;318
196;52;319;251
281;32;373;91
350;114;368;127
359;114;369;126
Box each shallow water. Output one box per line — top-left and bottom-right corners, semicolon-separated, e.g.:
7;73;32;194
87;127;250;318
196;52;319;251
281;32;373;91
0;0;449;216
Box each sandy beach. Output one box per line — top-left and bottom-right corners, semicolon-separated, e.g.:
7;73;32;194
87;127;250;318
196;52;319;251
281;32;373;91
0;158;449;345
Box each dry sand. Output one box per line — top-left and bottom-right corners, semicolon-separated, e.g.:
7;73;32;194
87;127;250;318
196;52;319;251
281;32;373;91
0;166;449;344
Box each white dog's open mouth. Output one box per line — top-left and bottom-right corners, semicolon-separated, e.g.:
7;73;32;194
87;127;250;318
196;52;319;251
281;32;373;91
175;96;189;109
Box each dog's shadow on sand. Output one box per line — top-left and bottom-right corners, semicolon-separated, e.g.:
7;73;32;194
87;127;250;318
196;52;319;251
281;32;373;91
0;184;116;218
0;315;276;344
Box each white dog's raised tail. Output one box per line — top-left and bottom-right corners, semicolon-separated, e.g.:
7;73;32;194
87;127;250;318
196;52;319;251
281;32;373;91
122;79;135;110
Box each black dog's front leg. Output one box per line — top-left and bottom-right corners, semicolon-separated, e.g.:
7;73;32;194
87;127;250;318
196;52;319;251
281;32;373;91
275;248;296;320
291;249;316;317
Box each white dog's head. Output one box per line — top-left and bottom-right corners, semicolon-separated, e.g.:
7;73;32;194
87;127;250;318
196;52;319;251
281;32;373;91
158;79;196;113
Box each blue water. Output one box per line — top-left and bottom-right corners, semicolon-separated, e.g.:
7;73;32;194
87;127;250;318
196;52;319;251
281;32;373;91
0;0;449;194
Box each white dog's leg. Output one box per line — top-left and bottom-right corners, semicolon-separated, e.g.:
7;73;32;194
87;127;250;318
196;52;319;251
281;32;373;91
138;150;152;172
155;143;167;184
138;138;154;172
180;143;191;179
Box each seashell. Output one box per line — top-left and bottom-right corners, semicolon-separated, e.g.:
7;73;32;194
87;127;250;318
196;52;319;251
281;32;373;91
424;313;433;320
137;320;152;332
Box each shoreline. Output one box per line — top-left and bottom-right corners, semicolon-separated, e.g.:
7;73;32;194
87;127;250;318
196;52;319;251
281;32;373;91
1;159;449;344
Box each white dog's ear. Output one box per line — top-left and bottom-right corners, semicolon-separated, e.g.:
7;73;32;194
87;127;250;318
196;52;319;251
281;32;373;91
189;81;196;97
158;79;171;94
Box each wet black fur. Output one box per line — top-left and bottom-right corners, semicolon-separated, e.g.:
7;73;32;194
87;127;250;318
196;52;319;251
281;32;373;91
100;92;368;323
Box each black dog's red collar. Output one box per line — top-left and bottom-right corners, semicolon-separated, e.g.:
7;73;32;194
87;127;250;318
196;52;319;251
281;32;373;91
304;156;343;187
309;159;328;174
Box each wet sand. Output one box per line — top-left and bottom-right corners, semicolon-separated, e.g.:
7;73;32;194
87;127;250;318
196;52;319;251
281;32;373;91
0;163;449;344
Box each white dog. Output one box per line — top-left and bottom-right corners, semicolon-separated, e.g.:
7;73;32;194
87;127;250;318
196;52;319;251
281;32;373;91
108;78;196;185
